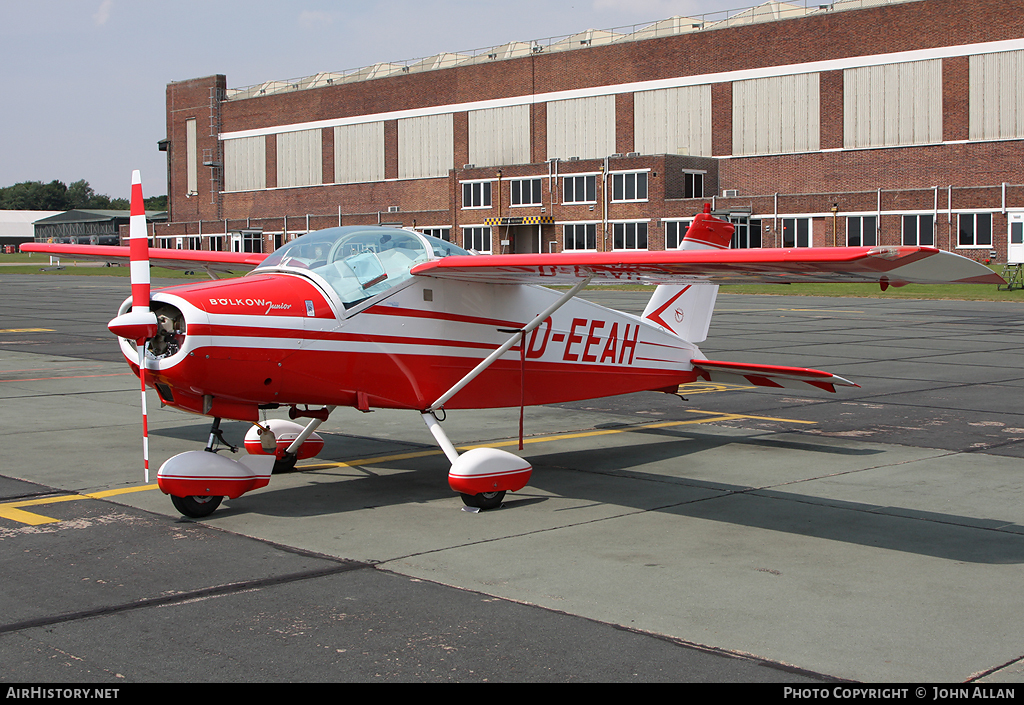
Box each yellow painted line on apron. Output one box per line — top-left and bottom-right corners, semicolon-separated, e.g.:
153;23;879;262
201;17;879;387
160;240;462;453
1;409;817;524
306;410;815;470
0;485;159;526
686;409;818;424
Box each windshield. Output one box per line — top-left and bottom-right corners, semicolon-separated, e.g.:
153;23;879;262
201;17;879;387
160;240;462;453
256;226;470;309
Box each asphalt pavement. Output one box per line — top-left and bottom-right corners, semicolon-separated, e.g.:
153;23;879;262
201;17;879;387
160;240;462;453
2;273;1023;684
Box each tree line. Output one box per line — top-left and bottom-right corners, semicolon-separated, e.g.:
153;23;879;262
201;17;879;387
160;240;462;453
0;180;167;211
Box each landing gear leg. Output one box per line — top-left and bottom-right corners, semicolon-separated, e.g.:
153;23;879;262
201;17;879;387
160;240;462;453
274;407;335;473
421;412;527;511
204;417;237;454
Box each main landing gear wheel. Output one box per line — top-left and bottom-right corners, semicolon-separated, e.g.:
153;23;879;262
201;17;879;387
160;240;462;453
272;452;298;474
460;491;506;510
171;495;223;518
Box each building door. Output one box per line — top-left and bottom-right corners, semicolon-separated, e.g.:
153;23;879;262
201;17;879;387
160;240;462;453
513;225;541;254
1008;212;1024;265
729;217;762;249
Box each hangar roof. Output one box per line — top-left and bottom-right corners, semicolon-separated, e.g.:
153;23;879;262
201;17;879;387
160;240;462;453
224;0;922;101
0;211;62;239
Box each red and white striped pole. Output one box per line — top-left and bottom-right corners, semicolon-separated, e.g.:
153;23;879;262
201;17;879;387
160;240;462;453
107;171;158;482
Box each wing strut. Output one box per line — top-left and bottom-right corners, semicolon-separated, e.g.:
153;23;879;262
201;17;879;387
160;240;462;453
425;276;592;414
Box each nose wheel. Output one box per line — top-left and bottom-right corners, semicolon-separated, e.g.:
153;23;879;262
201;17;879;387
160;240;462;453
171;494;223;518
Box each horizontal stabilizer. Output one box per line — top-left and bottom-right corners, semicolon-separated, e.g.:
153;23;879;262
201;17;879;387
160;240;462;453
691;359;858;393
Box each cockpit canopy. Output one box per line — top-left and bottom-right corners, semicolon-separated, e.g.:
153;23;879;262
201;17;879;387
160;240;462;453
255;226;470;308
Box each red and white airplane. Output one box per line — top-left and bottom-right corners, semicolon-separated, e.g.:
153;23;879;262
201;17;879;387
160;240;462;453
23;172;1003;517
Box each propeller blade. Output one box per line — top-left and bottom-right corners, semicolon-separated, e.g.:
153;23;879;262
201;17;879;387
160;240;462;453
128;170;151;314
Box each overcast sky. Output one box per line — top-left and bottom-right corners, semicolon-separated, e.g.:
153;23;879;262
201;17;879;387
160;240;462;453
1;0;748;199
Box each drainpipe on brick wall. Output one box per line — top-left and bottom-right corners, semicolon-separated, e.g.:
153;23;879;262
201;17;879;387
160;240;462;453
773;193;778;249
497;170;504;254
602;156;609;252
1003;182;1007;215
876;188;882;244
948;185;953;251
550;158;559;252
933;186;939;248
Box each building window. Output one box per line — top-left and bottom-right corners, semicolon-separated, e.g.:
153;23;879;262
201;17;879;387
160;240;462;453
563;175;596;204
664;220;691;249
684;172;704;199
186;236;201;250
613;222;648;251
241;231;263;253
462;181;492;209
421;227;451;242
563;223;597;251
781;218;811;247
958;213;992;248
730;217;762;249
902;215;934;246
511;178;543;206
610;172;648;202
846;216;877;247
463;226;492;253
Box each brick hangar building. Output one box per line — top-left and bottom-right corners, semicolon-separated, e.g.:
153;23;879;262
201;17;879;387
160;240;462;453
155;0;1024;264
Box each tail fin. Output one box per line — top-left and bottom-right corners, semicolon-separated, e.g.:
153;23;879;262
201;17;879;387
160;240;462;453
642;283;719;342
641;205;732;342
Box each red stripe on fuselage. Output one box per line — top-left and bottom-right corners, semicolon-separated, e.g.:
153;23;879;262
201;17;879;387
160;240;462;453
150;346;695;412
187;323;510;351
364;305;524;330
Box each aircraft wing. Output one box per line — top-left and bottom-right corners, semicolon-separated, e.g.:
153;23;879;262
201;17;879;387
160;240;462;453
19;243;265;274
411;246;1004;287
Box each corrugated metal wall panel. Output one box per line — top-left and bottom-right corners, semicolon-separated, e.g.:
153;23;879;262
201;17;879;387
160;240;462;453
844;59;941;148
733;73;819;155
223;136;266;192
277;129;322;188
335;122;384;183
634;85;711;156
547;96;615;160
468;105;530;167
970;50;1024;140
185;118;198;196
398;113;454;179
